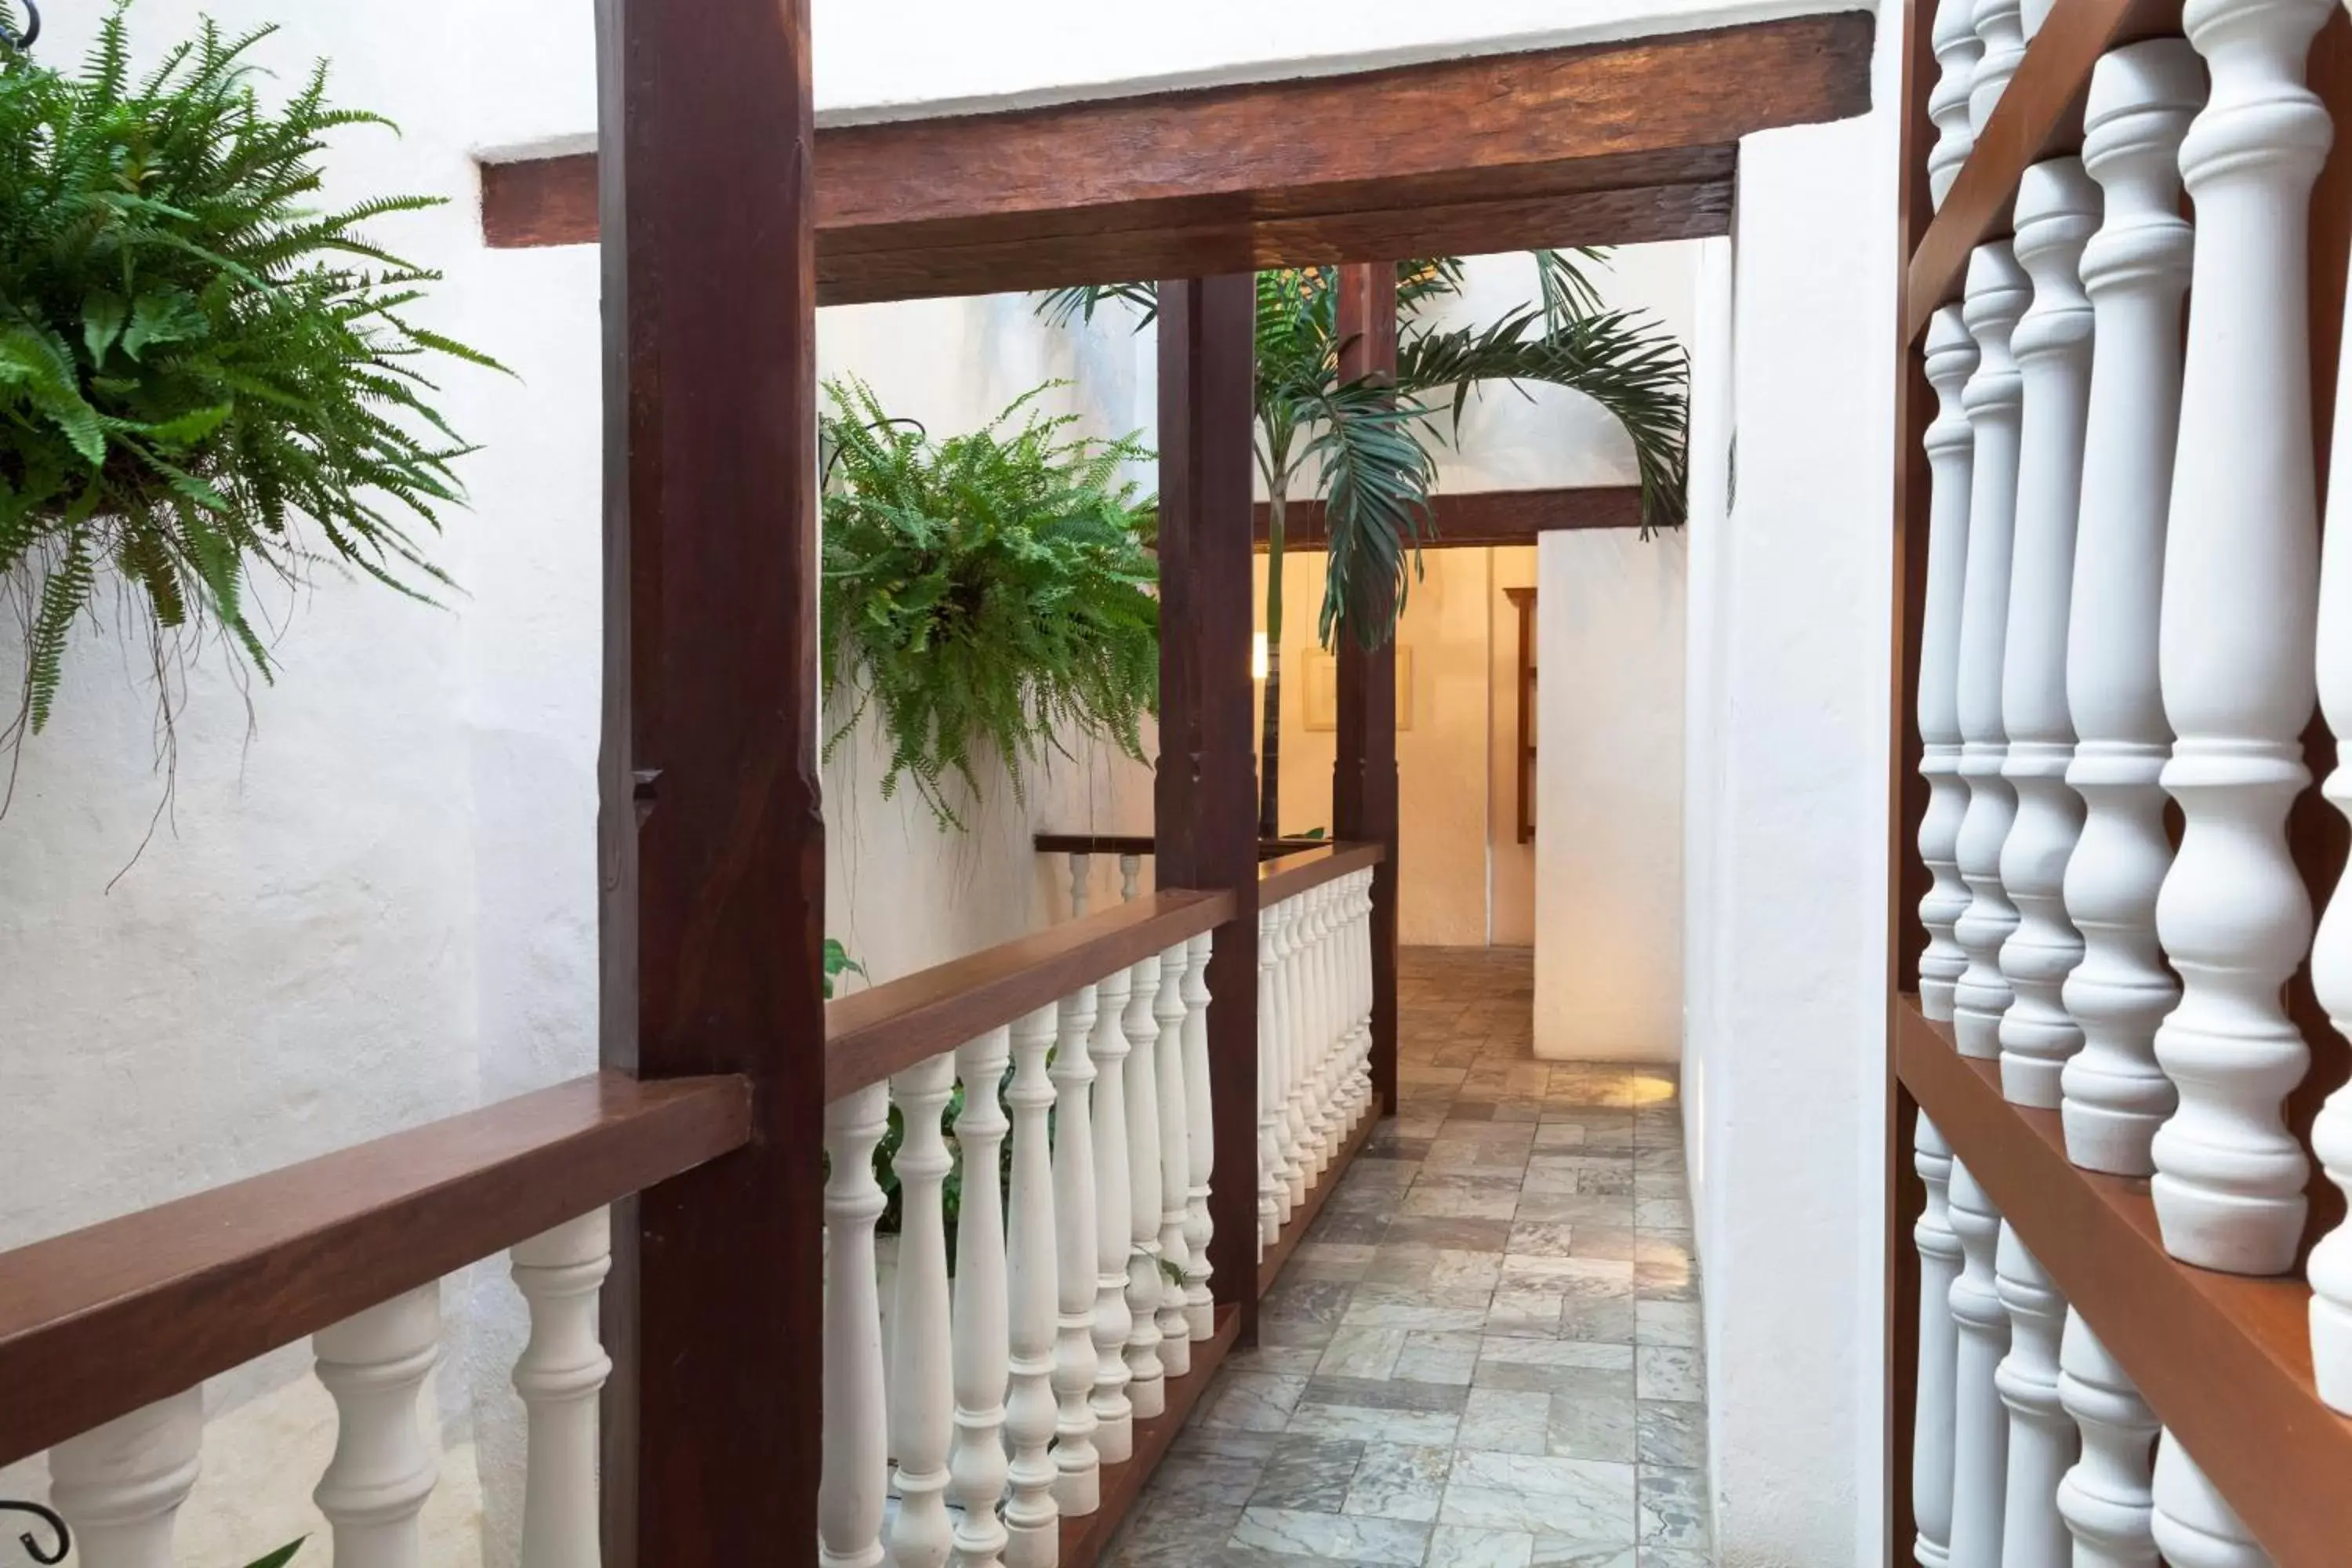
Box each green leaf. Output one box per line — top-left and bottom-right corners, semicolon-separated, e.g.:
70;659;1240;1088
139;401;234;448
242;1539;307;1568
121;289;212;360
0;325;108;466
82;289;129;365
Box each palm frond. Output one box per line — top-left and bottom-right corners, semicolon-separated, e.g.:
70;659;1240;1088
1036;281;1160;330
1297;376;1437;649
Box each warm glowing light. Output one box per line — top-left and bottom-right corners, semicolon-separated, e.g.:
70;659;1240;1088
1252;632;1269;681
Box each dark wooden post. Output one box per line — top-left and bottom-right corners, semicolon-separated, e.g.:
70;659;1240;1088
594;0;823;1561
1155;275;1265;1345
1332;263;1403;1119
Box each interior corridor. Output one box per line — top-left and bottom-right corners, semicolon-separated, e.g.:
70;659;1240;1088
1105;947;1711;1568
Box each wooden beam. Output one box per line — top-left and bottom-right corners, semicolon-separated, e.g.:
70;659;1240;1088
594;0;824;1559
1255;485;1646;550
484;14;1872;302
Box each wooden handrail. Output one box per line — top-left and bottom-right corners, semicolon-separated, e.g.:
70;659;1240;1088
1032;832;1337;860
826;889;1236;1100
1258;841;1385;907
0;1072;750;1469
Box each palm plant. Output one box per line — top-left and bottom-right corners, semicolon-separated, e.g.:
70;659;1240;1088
1041;251;1688;838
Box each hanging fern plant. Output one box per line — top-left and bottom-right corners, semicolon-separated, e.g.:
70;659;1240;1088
819;377;1158;830
0;3;497;756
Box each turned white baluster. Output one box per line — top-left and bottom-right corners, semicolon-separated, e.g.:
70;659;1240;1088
1912;1119;1964;1568
1004;1005;1062;1568
1338;875;1371;1126
1121;952;1167;1419
1971;0;2027;132
2151;1433;2272;1567
2152;0;2330;1275
950;1028;1014;1568
511;1210;611;1568
888;1053;958;1568
1118;854;1142;903
1994;1225;2076;1567
49;1388;202;1568
1929;0;1984;207
1088;964;1136;1463
1281;895;1315;1203
1050;984;1105;1513
1181;930;1217;1338
1069;851;1091;920
1953;243;2033;1060
2062;40;2201;1176
1153;943;1193;1379
2056;1311;2160;1568
1272;897;1308;1211
314;1283;441;1568
1921;308;1982;1022
822;1083;891;1568
1998;157;2100;1109
1257;903;1287;1250
1301;887;1337;1175
1946;1158;2011;1568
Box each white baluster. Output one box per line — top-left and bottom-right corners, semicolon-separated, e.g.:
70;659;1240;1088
2062;40;2201;1176
888;1053;958;1568
1258;903;1286;1252
950;1028;1014;1568
1069;851;1091;920
1118;854;1142;903
1050;984;1105;1514
1998;157;2100;1109
48;1388;201;1568
1994;1225;2076;1567
1928;0;1984;208
1354;870;1377;1117
1953;243;2033;1060
1279;895;1314;1206
1004;1006;1062;1568
314;1283;441;1568
2151;1432;2272;1567
1921;308;1982;1022
822;1083;892;1568
1122;951;1167;1419
1912;1118;1963;1568
1181;930;1217;1340
1088;964;1136;1463
1301;887;1338;1177
1970;0;2027;132
1947;1158;2011;1568
2056;1311;2160;1568
2153;0;2330;1276
1154;944;1193;1379
511;1210;611;1568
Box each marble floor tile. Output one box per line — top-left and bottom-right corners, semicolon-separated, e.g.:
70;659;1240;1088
1394;1329;1483;1386
1635;1346;1705;1403
1203;1373;1310;1432
1248;1435;1365;1513
1229;1505;1432;1564
1457;1386;1554;1454
1316;1325;1408;1381
1429;1524;1539;1567
1529;1536;1639;1567
1635;1400;1708;1469
1635;1299;1701;1348
1341;1441;1453;1523
1285;1400;1464;1446
1305;1374;1472;1414
1637;1468;1712;1550
1546;1392;1639;1463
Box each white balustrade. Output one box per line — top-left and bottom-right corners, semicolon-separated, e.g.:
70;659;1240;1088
1946;1157;2011;1568
1068;852;1091;920
1004;1006;1062;1568
1258;902;1288;1250
1153;945;1193;1380
1276;895;1312;1210
49;1389;203;1568
2152;0;2330;1276
2056;1311;2160;1568
2061;39;2200;1176
888;1052;958;1568
1089;963;1138;1463
1121;951;1167;1421
1118;855;1142;903
1928;0;1984;208
1912;1119;1963;1568
822;1083;893;1568
314;1283;441;1568
1920;307;1981;1022
1181;931;1217;1340
510;1210;612;1568
2151;1432;2273;1567
1953;242;2033;1061
949;1027;1014;1568
1994;1225;2076;1567
1971;0;2027;132
1051;983;1105;1516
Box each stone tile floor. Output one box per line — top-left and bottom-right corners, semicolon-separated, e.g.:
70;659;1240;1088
1104;946;1711;1568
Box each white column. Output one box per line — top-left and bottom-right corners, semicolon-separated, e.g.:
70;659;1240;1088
1928;0;1984;207
821;1082;891;1568
887;1053;958;1568
1049;984;1105;1515
1118;854;1142;903
1279;894;1314;1205
1953;242;2033;1060
1912;1119;1964;1567
48;1389;202;1568
1994;1225;2076;1567
314;1283;441;1568
1181;929;1217;1340
510;1210;611;1568
1069;852;1091;920
2062;39;2201;1177
1153;943;1193;1380
2152;0;2330;1276
1946;1157;2011;1568
949;1028;1014;1568
1920;308;1982;1022
1998;156;2100;1108
1121;951;1167;1419
1257;903;1286;1250
1970;0;2027;132
2151;1432;2273;1567
1087;964;1136;1463
2056;1311;2160;1568
1004;1005;1062;1568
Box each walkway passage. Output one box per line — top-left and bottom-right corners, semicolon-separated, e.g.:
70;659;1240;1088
1105;947;1712;1568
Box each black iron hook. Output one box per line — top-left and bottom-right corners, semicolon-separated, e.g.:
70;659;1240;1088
0;1;40;51
0;1502;69;1566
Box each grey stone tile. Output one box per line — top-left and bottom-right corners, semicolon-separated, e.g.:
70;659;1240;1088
1546;1392;1639;1463
1341;1299;1493;1331
1394;1329;1483;1387
1559;1294;1639;1345
1634;1548;1715;1568
1364;1245;1442;1288
1308;1210;1393;1246
1440;1451;1638;1541
1635;1402;1708;1469
1428;1524;1538;1567
1457;1386;1552;1454
1151;1449;1272;1507
1225;1344;1327;1377
1229;1505;1432;1564
1636;1468;1711;1550
1634;1299;1700;1349
1175;1426;1282;1461
1431;1248;1508;1294
1486;1288;1566;1338
1261;1278;1354;1325
1632;1257;1697;1303
1284;1401;1462;1446
1529;1537;1637;1567
1290;1242;1378;1283
1480;1337;1635;1371
1352;1279;1496;1312
1532;1122;1590;1149
1633;1196;1691;1231
1203;1373;1309;1431
1385;1215;1516;1252
1501;1254;1635;1297
1472;1359;1637;1403
1341;1441;1452;1523
1506;1221;1580;1258
1569;1227;1640;1262
1108;1499;1249;1566
1260;1313;1341;1350
1305;1374;1472;1414
1248;1435;1365;1512
1635;1346;1704;1403
1315;1325;1408;1381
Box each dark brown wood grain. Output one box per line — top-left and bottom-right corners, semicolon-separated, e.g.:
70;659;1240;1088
1032;833;1337;858
1896;1002;2352;1567
1256;487;1648;550
0;1073;749;1469
1257;842;1388;909
825;891;1237;1099
1057;1305;1242;1568
1904;0;2183;343
1258;1096;1385;1297
593;0;825;1558
1504;586;1538;847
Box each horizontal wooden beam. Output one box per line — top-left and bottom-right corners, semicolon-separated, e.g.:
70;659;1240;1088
1255;485;1646;550
0;1073;751;1468
481;13;1871;303
1032;833;1337;859
1896;1000;2352;1567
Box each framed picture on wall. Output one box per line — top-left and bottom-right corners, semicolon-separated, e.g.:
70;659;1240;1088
1301;646;1415;731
